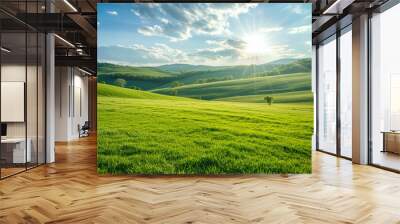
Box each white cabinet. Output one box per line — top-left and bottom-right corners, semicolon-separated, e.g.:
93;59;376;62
1;138;32;163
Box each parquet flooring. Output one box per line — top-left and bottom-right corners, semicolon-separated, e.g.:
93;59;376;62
1;135;400;223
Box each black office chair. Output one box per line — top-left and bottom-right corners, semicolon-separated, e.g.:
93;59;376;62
79;121;90;138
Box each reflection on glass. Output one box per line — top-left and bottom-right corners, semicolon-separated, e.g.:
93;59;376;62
340;29;352;158
38;33;46;165
27;32;38;169
318;37;337;154
1;32;27;177
371;3;400;171
0;1;47;179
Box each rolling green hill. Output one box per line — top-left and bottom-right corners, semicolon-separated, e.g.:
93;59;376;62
153;73;311;100
98;83;183;100
98;63;176;90
217;90;313;104
156;64;221;74
98;58;311;90
97;84;313;174
155;58;299;74
98;63;173;78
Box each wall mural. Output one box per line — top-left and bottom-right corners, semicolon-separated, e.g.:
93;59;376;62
97;3;313;174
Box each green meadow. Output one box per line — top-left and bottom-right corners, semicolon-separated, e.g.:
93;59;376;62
97;58;313;174
97;82;313;174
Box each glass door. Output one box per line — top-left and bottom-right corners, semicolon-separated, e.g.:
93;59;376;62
1;30;28;178
0;1;47;179
370;3;400;171
339;26;352;158
317;35;337;154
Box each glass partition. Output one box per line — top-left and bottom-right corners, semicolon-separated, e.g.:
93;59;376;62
339;27;352;158
1;31;28;177
371;3;400;171
317;35;337;154
0;1;46;179
38;32;45;165
27;31;38;169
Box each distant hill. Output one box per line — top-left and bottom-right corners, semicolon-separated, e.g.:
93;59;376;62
152;73;311;100
97;63;176;90
266;58;298;65
98;83;187;100
156;64;221;74
98;63;173;79
98;58;311;90
155;58;298;74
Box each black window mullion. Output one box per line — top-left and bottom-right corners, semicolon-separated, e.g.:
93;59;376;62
36;0;39;167
316;45;319;151
0;23;2;179
25;0;28;171
367;11;373;165
336;28;341;157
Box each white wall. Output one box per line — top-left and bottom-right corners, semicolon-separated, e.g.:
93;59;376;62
55;67;89;141
55;67;70;141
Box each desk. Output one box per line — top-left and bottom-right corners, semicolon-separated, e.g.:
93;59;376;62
1;138;31;163
382;131;400;154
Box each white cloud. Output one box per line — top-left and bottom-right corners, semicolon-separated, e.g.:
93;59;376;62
137;25;163;36
133;3;258;41
99;44;189;66
160;18;169;24
288;25;311;34
289;5;304;14
134;43;188;62
259;27;283;33
206;39;246;49
99;42;309;67
192;39;247;62
106;11;118;16
191;48;242;61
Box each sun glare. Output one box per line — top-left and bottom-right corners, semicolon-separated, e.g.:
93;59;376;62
243;33;268;55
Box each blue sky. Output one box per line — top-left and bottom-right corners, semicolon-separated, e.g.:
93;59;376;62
98;3;311;66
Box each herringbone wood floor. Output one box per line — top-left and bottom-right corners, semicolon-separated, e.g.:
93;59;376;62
1;135;400;224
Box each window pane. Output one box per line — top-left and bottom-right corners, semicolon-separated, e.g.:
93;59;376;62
340;29;352;158
318;37;337;154
1;31;27;177
38;33;46;165
27;31;38;169
371;4;400;171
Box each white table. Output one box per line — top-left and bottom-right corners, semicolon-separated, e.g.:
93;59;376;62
1;138;31;163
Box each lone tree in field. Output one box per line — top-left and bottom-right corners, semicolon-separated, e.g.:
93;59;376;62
171;81;183;88
114;78;127;87
264;96;273;105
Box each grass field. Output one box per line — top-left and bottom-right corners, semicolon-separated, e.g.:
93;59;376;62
97;83;313;174
218;90;313;104
153;73;311;100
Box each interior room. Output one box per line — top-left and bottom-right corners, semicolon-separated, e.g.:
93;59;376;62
0;7;46;178
0;0;96;179
0;0;400;223
370;2;400;171
54;66;90;141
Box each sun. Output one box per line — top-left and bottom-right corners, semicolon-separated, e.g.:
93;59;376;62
243;33;268;55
